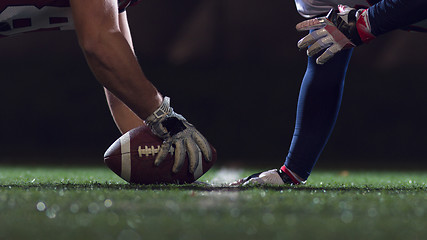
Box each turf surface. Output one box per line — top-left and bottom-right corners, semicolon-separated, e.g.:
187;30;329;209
0;165;425;240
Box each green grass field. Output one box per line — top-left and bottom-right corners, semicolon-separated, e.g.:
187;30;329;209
0;165;425;240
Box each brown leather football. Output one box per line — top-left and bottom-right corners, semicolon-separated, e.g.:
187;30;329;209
104;125;216;184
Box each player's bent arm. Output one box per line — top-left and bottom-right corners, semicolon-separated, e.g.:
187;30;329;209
70;0;213;173
104;88;144;133
70;0;162;120
296;0;427;64
118;11;135;50
104;11;145;134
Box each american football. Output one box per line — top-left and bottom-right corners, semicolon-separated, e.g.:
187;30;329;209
104;125;217;184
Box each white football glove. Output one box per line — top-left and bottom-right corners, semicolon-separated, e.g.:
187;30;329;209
145;97;212;174
296;5;375;64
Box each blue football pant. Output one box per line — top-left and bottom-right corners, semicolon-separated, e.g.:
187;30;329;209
284;48;353;180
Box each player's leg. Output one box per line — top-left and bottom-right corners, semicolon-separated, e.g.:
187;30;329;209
283;48;353;182
232;48;353;186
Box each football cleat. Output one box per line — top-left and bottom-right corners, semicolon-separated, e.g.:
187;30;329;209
230;166;303;186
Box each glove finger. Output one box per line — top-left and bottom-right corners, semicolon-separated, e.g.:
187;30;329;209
297;28;328;49
316;44;343;65
185;138;201;174
192;131;212;162
295;17;327;31
172;139;186;173
337;5;354;14
297;34;315;50
306;34;334;57
154;140;172;166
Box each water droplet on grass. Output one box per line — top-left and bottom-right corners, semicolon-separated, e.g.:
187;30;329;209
104;199;113;208
88;202;100;214
46;208;57;219
98;195;105;201
70;203;79;213
36;202;46;211
313;198;320;204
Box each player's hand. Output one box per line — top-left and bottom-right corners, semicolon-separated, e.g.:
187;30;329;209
145;96;212;174
296;5;375;64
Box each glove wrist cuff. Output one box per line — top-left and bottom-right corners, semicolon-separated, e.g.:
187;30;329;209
145;96;189;139
356;9;376;44
145;96;172;125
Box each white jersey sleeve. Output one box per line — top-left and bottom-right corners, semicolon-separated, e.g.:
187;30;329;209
294;0;372;18
0;5;73;37
0;0;141;38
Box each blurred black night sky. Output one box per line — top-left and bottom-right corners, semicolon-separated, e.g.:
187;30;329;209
0;0;426;168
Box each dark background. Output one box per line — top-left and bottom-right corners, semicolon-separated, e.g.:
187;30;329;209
1;0;426;169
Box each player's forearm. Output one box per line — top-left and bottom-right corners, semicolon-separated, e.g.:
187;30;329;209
102;12;146;134
104;88;145;134
368;0;427;35
70;0;162;120
81;30;162;120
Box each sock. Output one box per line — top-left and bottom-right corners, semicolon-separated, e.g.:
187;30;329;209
279;165;303;185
